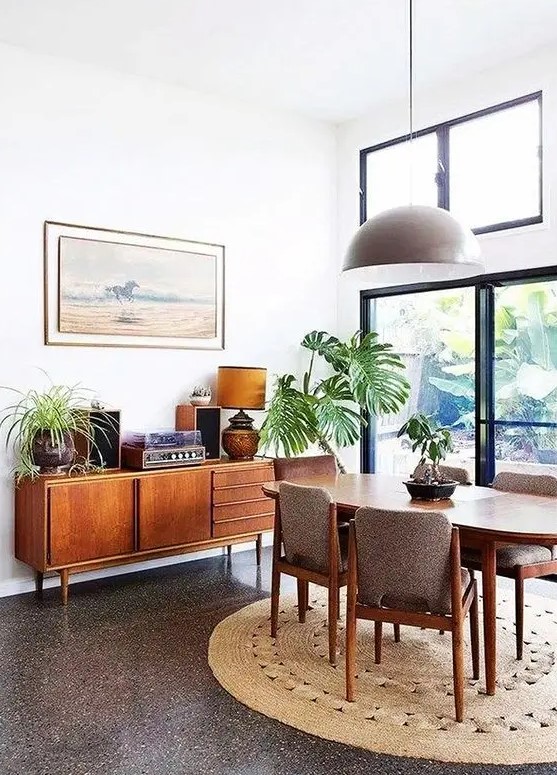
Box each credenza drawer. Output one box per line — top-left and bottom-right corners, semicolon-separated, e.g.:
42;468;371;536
213;514;274;538
213;465;272;488
212;483;265;505
213;498;273;522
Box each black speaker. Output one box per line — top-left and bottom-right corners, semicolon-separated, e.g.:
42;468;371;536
75;410;121;469
175;405;221;460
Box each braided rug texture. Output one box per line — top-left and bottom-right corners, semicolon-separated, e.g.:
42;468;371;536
209;588;557;764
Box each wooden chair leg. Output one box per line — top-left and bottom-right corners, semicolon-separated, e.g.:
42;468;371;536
393;623;401;642
297;579;308;623
337;585;341;620
270;567;280;639
374;621;383;664
345;588;357;702
255;534;262;566
328;582;338;665
451;622;465;722
470;580;480;680
515;574;524;661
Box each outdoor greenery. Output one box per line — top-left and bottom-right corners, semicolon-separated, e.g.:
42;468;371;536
260;330;410;472
397;412;453;482
430;283;557;460
0;380;114;480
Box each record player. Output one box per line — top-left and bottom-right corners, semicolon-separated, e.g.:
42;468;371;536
121;429;206;469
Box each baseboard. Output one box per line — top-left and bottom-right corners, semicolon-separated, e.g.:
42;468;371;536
0;534;273;599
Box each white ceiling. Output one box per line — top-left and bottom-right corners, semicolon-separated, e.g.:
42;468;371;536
1;0;557;122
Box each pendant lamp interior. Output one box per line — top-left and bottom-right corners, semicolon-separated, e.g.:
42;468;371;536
342;1;484;283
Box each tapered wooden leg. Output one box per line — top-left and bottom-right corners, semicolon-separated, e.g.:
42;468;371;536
226;544;232;559
482;541;497;695
35;571;44;599
470;580;480;680
337;585;341;620
270;568;280;639
60;568;69;606
255;534;262;566
515;574;524;661
297;579;308;623
393;623;400;642
374;621;383;664
345;583;357;702
328;582;338;665
451;621;465;722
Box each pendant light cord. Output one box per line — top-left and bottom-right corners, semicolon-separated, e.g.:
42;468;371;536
409;0;414;141
408;0;414;203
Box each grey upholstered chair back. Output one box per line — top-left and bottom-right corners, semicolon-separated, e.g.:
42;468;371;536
279;482;335;573
413;463;471;485
274;455;337;481
354;507;454;615
492;471;557;497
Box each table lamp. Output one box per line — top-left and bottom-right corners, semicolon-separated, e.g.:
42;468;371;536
217;366;267;460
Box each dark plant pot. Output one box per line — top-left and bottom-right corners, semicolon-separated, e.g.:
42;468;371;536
404;480;458;501
537;449;557;465
32;430;75;474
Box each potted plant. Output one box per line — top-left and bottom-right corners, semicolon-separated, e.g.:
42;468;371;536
189;385;212;406
397;412;457;500
0;381;115;480
260;330;410;472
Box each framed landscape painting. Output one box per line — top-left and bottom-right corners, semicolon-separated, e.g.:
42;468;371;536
44;222;224;349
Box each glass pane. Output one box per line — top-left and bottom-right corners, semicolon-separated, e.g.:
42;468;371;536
494;281;557;423
371;287;475;479
365;133;439;219
450;99;540;230
495;425;557;477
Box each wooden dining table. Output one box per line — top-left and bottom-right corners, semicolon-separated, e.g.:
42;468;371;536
262;473;557;696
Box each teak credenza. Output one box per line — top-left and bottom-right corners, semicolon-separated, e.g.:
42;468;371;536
15;458;274;604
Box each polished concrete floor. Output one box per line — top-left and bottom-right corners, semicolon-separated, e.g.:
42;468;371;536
1;548;556;775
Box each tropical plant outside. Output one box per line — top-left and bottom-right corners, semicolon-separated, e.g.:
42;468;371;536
259;330;410;472
0;380;115;480
372;280;557;477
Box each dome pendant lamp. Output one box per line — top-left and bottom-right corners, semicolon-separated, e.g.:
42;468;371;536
342;0;484;284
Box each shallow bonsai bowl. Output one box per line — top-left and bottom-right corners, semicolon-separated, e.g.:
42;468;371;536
404;480;458;501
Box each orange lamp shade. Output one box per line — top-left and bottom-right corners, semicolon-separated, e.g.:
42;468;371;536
217;367;267;410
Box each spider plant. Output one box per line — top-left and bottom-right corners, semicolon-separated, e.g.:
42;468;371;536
0;381;115;481
259;330;410;472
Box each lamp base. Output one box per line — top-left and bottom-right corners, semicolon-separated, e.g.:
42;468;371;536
221;410;260;461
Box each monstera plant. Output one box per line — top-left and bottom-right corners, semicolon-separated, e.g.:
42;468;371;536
259;330;410;472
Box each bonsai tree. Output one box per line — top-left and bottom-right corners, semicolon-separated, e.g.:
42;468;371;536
0;379;115;480
260;330;410;472
397;412;454;483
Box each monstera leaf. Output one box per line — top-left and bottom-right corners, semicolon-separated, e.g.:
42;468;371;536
259;330;409;471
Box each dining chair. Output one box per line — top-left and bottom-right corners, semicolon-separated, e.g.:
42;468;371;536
273;454;337;481
271;482;347;665
345;507;480;722
461;471;557;660
412;463;472;485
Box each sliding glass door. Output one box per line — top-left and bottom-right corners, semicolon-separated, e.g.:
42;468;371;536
493;280;557;477
361;269;557;483
370;286;475;478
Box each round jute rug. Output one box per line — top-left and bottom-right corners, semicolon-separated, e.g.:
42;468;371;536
208;588;557;764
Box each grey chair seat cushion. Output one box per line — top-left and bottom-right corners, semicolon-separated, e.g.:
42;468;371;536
369;569;470;614
462;545;554;569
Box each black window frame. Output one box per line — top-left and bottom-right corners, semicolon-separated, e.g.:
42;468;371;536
360;91;543;236
360;264;557;484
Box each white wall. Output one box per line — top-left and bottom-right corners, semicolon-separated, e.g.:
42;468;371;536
0;43;338;595
336;45;557;471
